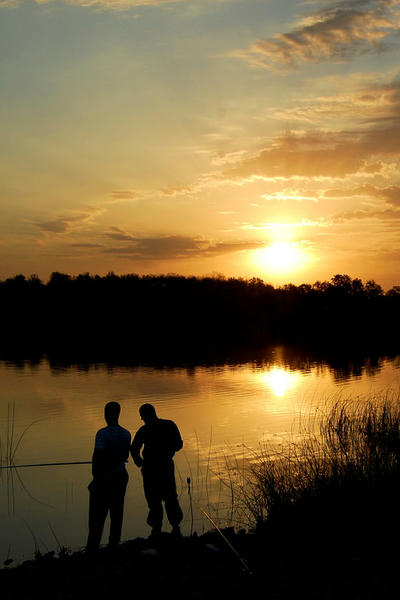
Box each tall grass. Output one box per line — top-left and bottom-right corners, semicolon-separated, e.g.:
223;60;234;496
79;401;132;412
0;405;47;517
230;397;400;551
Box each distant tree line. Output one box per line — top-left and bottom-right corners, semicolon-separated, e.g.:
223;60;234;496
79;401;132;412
1;272;399;361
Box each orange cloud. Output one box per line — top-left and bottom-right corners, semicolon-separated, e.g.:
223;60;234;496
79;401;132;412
272;79;400;125
33;207;104;234
222;113;400;180
102;235;265;259
330;207;400;222
109;190;142;202
324;184;400;205
237;0;400;68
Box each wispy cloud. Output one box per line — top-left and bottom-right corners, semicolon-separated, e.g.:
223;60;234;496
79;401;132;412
109;190;142;201
35;216;88;234
106;226;137;241
216;72;400;182
222;114;400;181
240;218;324;231
235;0;400;69
239;206;400;232
33;207;104;234
2;0;188;8
272;78;400;125
70;242;104;247
324;184;400;205
103;233;264;259
330;207;400;222
223;132;369;180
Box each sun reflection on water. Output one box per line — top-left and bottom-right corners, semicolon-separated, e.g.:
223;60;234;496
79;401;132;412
261;367;301;397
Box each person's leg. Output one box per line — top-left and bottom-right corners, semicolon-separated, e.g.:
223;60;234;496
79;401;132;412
108;472;129;548
163;461;183;530
142;466;163;532
86;481;109;552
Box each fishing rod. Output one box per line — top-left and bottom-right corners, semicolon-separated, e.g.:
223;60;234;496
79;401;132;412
0;461;91;470
199;507;252;575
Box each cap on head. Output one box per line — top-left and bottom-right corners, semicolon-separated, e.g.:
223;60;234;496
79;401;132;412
105;401;120;422
139;403;157;422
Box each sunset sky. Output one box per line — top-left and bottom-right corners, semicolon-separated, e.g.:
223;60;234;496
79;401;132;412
1;0;400;288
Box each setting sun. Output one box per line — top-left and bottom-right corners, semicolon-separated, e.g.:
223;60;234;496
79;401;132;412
252;242;307;274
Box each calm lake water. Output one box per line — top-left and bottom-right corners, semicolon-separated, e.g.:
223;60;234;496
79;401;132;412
1;346;400;563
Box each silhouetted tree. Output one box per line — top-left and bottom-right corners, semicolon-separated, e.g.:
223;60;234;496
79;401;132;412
0;272;399;360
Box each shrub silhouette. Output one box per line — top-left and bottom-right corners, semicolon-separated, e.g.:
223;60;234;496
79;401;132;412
236;399;400;557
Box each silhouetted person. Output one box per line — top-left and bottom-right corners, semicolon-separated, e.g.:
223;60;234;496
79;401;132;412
130;403;183;538
86;402;131;553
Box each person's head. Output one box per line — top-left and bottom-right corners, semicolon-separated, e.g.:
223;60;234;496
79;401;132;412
139;403;157;424
104;401;120;426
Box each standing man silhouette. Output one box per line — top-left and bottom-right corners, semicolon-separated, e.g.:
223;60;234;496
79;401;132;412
131;403;183;538
86;401;131;553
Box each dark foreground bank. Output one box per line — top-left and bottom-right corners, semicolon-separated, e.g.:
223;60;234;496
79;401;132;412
3;400;400;599
2;527;400;600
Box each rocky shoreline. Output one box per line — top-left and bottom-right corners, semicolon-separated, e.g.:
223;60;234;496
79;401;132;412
2;527;398;600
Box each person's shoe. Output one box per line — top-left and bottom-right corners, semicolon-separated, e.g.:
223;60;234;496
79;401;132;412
171;525;182;538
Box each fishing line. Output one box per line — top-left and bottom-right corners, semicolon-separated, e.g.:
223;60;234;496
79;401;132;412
0;461;91;470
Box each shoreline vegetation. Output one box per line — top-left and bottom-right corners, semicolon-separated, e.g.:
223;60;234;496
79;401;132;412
1;272;400;363
3;399;400;599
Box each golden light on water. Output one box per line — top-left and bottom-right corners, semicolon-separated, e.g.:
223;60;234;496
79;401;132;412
252;242;308;274
261;367;301;397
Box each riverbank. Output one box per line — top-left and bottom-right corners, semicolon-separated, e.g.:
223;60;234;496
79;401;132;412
1;526;399;600
3;390;400;599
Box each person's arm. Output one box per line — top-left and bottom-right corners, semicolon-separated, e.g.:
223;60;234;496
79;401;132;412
130;428;144;467
92;430;106;478
123;431;132;463
169;421;183;454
